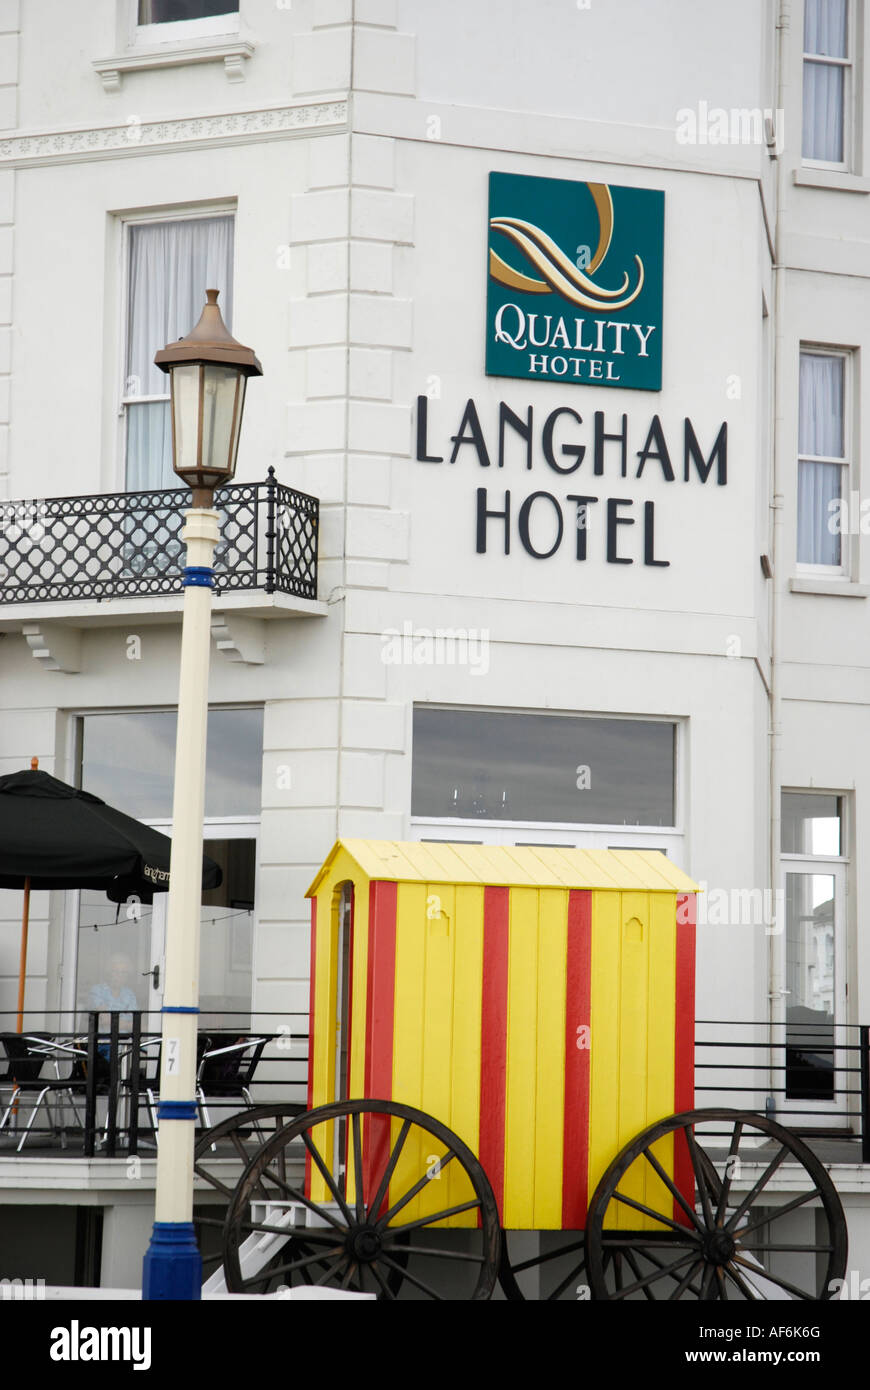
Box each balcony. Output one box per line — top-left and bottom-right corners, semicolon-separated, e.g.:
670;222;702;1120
0;471;325;667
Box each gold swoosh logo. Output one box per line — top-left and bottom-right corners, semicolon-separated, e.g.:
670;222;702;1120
489;184;644;312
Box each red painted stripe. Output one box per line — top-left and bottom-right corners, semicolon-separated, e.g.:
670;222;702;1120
363;879;397;1212
479;886;510;1224
305;897;317;1198
673;893;697;1226
562;890;592;1229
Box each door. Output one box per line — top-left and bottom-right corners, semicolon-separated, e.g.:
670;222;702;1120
778;793;849;1125
778;862;847;1119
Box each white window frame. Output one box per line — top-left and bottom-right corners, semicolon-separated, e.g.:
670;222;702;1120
796;344;853;580
410;820;684;863
117;204;236;493
802;0;855;171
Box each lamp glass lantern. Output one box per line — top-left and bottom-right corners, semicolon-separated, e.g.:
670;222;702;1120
154;289;263;496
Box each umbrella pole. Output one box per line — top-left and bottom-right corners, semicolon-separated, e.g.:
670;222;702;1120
10;875;31;1126
15;760;38;1034
16;875;31;1034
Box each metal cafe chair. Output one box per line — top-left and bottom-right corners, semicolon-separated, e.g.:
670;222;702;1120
195;1035;268;1129
0;1032;49;1136
0;1033;90;1152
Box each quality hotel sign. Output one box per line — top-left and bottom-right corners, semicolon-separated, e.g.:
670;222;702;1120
485;172;664;391
414;171;727;569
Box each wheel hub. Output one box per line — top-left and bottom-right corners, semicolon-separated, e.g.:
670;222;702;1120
703;1228;736;1265
349;1225;383;1262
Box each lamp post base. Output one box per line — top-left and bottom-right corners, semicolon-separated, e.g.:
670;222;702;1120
142;1222;202;1300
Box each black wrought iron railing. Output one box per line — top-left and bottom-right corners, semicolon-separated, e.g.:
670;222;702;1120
696;1019;870;1162
0;1010;309;1158
4;1013;870;1162
0;469;318;604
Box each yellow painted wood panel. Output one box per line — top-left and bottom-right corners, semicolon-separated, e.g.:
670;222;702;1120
533;888;568;1228
308;880;343;1203
392;880;427;1110
388;881;482;1227
446;885;485;1227
503;887;539;1228
389;882;428;1225
447;884;485;1150
587;890;621;1212
419;881;458;1224
641;892;677;1225
616;892;653;1231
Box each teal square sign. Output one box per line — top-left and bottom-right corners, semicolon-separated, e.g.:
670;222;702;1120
486;172;664;391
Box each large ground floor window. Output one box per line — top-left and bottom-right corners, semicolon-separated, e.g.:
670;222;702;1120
63;707;262;1028
411;705;683;860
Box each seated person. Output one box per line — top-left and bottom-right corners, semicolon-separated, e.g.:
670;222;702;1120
87;953;139;1060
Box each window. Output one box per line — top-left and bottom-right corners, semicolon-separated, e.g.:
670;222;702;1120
802;0;851;166
796;348;849;571
69;707;263;1027
123;214;234;493
411;707;676;827
780;792;846;1106
79;707;262;819
138;0;238;22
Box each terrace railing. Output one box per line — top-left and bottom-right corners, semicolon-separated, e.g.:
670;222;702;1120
4;1014;870;1163
696;1018;870;1162
0;469;318;605
0;1011;309;1158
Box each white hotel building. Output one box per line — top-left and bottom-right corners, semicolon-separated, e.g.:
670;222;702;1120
0;0;869;1294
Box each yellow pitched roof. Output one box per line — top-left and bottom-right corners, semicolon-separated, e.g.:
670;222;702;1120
306;839;698;896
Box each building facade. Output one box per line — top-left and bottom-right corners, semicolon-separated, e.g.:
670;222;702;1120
1;0;869;1293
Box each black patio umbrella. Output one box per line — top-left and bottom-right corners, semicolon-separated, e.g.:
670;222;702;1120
0;761;222;1029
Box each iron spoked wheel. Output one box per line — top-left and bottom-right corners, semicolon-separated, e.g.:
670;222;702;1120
585;1109;847;1301
193;1103;306;1285
222;1099;502;1299
498;1232;589;1300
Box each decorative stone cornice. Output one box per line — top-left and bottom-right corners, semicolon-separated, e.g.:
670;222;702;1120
0;98;348;167
93;38;257;93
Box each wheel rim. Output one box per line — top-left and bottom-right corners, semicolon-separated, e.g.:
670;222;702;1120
585;1109;848;1301
222;1099;501;1299
193;1103;305;1284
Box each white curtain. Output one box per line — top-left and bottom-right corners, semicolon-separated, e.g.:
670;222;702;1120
797;352;844;566
802;0;848;161
125;216;234;492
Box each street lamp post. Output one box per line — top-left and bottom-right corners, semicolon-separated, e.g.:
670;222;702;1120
142;290;262;1300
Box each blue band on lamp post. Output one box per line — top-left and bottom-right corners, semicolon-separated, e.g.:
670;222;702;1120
182;565;215;589
157;1100;199;1121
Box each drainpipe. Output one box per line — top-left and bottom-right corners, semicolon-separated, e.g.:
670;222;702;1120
767;0;789;1111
